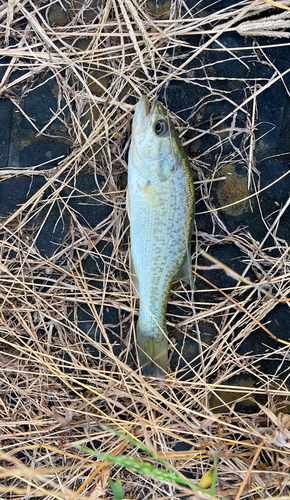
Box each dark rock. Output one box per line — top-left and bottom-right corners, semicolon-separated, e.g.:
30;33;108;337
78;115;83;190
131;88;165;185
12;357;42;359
261;159;290;205
65;173;113;228
0;175;45;217
237;303;290;377
209;373;267;413
173;441;193;452
78;304;123;359
7;72;70;169
170;337;202;380
186;0;240;15
34;203;70;258
47;2;70;26
201;243;246;291
210;33;250;80
0;55;13;80
146;0;171;18
256;81;288;154
22;73;60;131
19;137;69;168
0;99;12;167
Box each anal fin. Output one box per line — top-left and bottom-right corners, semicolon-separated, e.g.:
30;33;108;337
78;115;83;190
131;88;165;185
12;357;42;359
173;244;195;290
130;251;139;295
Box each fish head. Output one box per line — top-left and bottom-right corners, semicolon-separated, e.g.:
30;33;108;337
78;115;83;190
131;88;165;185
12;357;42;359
130;95;180;183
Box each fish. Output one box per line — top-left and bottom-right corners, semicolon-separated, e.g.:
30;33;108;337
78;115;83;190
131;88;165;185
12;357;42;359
127;95;195;378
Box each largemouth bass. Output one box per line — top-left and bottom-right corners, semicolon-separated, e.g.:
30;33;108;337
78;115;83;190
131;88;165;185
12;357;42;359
127;95;195;378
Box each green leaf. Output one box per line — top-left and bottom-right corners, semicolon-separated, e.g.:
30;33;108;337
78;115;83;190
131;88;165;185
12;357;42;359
108;476;124;500
199;453;219;494
75;444;217;497
210;454;219;495
100;425;163;462
199;468;214;489
74;427;222;499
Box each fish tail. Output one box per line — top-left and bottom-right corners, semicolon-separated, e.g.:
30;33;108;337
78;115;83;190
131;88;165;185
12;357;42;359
136;322;168;378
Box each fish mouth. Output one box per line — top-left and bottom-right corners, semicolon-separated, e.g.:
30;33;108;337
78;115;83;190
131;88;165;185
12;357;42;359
150;98;167;123
133;95;150;126
133;95;166;130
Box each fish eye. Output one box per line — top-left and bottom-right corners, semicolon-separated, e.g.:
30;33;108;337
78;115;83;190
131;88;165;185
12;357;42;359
154;120;168;136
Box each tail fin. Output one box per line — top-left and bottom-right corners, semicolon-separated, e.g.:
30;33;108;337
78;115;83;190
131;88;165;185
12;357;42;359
137;322;168;378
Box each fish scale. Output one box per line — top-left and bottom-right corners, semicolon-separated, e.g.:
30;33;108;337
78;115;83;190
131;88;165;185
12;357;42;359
127;95;195;378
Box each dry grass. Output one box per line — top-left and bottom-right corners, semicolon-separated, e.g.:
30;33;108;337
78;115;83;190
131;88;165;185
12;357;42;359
1;0;290;498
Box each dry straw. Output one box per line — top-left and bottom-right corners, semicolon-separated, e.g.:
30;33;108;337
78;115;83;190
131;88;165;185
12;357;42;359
0;0;290;499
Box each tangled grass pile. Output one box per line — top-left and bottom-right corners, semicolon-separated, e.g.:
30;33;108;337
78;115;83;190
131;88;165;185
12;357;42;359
1;0;290;498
